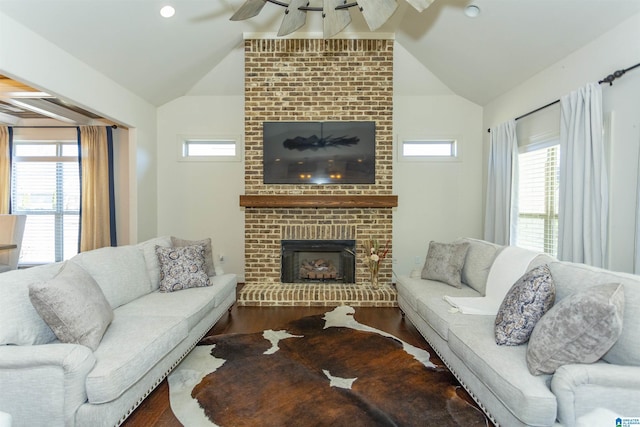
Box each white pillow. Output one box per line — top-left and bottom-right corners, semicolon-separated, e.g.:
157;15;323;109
29;262;113;351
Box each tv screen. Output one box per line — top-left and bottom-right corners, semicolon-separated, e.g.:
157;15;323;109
263;121;376;184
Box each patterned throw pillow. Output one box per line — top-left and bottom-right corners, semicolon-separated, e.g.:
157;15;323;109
421;241;470;288
526;282;625;375
155;244;211;292
171;236;216;277
494;264;556;346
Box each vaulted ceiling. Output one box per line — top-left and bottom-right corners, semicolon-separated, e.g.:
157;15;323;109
1;0;639;125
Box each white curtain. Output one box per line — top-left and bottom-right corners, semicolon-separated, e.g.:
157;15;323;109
484;120;519;246
558;82;608;267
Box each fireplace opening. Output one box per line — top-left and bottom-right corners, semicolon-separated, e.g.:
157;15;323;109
281;239;356;284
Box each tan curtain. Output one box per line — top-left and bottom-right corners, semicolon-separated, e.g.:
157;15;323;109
0;126;10;214
79;126;113;252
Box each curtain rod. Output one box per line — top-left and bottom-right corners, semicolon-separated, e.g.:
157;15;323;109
10;124;118;129
487;61;640;133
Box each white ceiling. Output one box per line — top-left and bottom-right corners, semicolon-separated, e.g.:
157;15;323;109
1;0;639;108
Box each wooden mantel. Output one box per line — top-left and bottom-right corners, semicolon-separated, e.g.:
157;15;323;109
239;195;398;208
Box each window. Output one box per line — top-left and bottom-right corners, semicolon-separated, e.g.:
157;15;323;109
11;141;80;265
179;137;241;162
398;138;460;161
515;142;560;257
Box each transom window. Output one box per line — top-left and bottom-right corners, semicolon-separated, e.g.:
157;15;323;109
11;141;80;265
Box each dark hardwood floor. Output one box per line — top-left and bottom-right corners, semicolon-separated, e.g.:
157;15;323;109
121;304;492;427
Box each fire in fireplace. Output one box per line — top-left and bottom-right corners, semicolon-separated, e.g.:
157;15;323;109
281;239;356;284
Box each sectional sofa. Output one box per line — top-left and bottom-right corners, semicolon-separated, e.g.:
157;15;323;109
397;237;640;427
0;236;237;427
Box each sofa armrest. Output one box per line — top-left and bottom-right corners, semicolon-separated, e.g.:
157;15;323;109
0;343;95;427
552;363;640;425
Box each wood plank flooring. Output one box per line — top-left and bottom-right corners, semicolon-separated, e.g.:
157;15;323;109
121;305;493;427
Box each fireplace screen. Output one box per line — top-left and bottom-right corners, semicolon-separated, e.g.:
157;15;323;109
281;239;356;284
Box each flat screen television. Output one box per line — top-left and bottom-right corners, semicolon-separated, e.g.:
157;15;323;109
263;121;376;184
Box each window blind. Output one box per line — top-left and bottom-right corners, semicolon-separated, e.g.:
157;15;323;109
516;144;559;257
11;142;80;264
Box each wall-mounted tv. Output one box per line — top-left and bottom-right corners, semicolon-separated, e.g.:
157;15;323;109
263;121;376;184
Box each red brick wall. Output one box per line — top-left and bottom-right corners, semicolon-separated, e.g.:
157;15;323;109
244;38;394;285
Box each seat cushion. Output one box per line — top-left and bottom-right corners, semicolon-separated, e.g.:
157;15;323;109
86;314;188;404
115;273;236;330
448;318;557;426
415;285;481;341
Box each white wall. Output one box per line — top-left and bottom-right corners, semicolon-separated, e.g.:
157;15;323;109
484;13;640;273
393;44;485;277
0;10;158;243
156;96;245;280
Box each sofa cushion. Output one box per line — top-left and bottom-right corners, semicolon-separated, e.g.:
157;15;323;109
114;273;237;330
494;264;555;346
526;282;625;375
421;241;470;288
549;261;640;366
456;237;503;295
156;244;211;292
137;236;172;292
28;262;113;351
0;263;62;345
86;313;188;404
447;318;558;426
70;245;152;309
413;283;482;341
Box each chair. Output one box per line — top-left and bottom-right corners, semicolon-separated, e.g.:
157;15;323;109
0;214;27;273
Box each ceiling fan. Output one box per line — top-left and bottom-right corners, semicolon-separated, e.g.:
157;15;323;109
230;0;435;38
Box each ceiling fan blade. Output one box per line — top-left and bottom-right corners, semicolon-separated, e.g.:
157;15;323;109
323;0;352;38
230;0;267;21
405;0;435;12
278;0;308;36
357;0;398;31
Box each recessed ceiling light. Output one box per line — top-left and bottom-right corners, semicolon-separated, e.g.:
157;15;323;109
464;4;480;18
160;5;175;18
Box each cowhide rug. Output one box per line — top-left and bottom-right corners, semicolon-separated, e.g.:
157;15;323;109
168;306;489;426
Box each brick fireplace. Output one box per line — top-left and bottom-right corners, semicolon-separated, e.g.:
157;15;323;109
239;38;396;306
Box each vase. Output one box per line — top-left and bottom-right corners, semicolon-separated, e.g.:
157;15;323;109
369;269;380;289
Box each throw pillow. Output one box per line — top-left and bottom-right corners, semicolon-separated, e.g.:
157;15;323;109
28;262;114;351
156;244;211;292
421;241;470;288
171;236;216;277
526;282;625;375
494;264;556;346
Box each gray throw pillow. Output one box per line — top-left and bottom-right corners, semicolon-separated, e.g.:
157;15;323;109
526;282;625;375
171;236;216;277
156;244;211;292
421;241;470;288
494;264;556;346
28;262;113;351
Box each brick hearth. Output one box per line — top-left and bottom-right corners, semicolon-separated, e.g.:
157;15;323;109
237;283;397;307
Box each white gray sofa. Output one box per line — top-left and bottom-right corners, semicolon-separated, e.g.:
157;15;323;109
0;236;237;427
397;237;640;427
